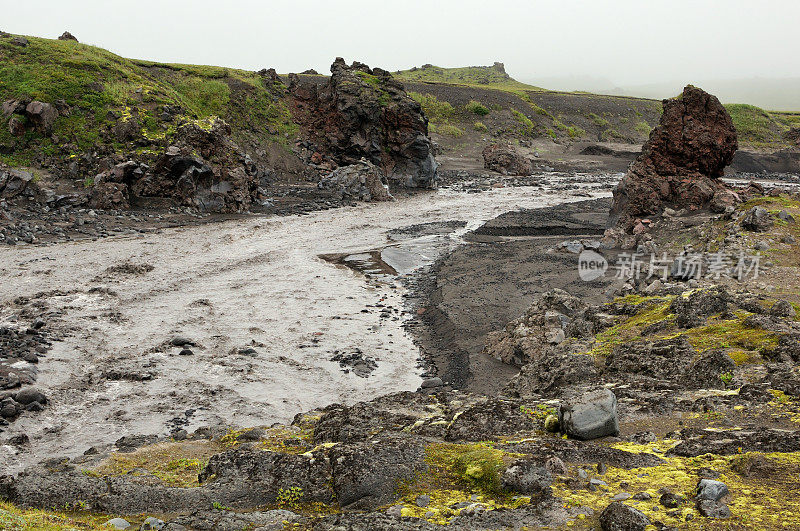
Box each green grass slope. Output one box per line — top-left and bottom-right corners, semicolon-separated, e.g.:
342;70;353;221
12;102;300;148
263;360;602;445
724;103;800;147
395;63;544;94
0;34;296;167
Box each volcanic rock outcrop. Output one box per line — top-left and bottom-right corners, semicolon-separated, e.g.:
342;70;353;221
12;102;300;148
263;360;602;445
607;85;738;232
318;158;394;202
2;98;62;136
482;143;533;176
93;118;266;212
290;58;438;188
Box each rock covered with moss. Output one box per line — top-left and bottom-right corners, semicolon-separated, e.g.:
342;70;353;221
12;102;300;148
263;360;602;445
86;117;267;212
0;33;296;213
290;58;438;189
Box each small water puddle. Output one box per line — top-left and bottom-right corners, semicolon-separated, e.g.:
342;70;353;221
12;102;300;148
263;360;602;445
320;220;469;279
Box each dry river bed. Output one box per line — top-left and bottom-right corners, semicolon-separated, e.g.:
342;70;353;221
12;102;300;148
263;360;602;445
0;175;610;473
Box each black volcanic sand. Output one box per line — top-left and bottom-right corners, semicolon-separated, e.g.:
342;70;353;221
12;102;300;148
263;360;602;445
405;198;619;395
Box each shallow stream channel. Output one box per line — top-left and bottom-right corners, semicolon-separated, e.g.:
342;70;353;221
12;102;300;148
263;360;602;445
0;174;611;472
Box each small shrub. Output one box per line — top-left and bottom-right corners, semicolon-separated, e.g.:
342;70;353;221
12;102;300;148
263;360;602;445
511;109;535;135
528;102;550;116
465;100;490;116
409;92;454;122
83;176;94;188
720;371;733;385
567;125;586;138
589;113;610;126
277;486;304;510
473;121;488;132
634;121;652;135
431;123;464;137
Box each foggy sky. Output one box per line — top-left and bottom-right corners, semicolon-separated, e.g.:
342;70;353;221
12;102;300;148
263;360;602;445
3;0;798;89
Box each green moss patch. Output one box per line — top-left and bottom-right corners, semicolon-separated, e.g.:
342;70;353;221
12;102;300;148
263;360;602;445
0;501;118;531
0;34;296;166
408;92;454;123
585;293;779;360
681;313;779;353
393;442;529;524
553;441;800;529
725;103;793;146
586;296;675;358
82;440;217;488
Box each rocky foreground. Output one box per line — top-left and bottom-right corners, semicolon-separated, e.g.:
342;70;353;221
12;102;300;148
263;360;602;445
3;188;800;530
2;87;800;530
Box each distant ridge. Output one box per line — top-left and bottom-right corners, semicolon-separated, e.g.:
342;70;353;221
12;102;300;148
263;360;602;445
395;63;544;92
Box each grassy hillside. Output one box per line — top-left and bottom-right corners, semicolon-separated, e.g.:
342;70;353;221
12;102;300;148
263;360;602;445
724;103;800;147
0;34;296;168
395;63;544;95
397;64;799;149
1;35;795;176
405;82;662;145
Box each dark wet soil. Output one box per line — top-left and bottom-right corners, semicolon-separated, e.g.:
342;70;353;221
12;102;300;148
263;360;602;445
405;198;619;394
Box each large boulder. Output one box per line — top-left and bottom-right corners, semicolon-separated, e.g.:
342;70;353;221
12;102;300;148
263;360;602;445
599;501;651;530
482;143;532;176
318;159;394;202
329;435;428;510
2;99;59;136
607;85;738;232
24;101;58;135
90;182;130;210
485;289;586;367
558;388;619;440
101;118;263;213
740;206;773;232
290;58;437;189
500;460;552;495
505;349;599;398
199;446;335;508
0;168;34;198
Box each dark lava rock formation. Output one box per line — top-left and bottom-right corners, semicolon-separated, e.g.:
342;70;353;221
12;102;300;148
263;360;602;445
290;58;437;189
93;118;266;212
482;143;532;176
607;85;738;232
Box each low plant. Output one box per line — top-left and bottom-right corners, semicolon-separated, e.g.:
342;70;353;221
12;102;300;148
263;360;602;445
589;113;609;126
511;109;535;135
634;121;652;135
528;102;550;116
465;100;490;116
408;92;455;122
567;125;586;138
277;486;304;510
431;123;464;137
473;121;487;132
